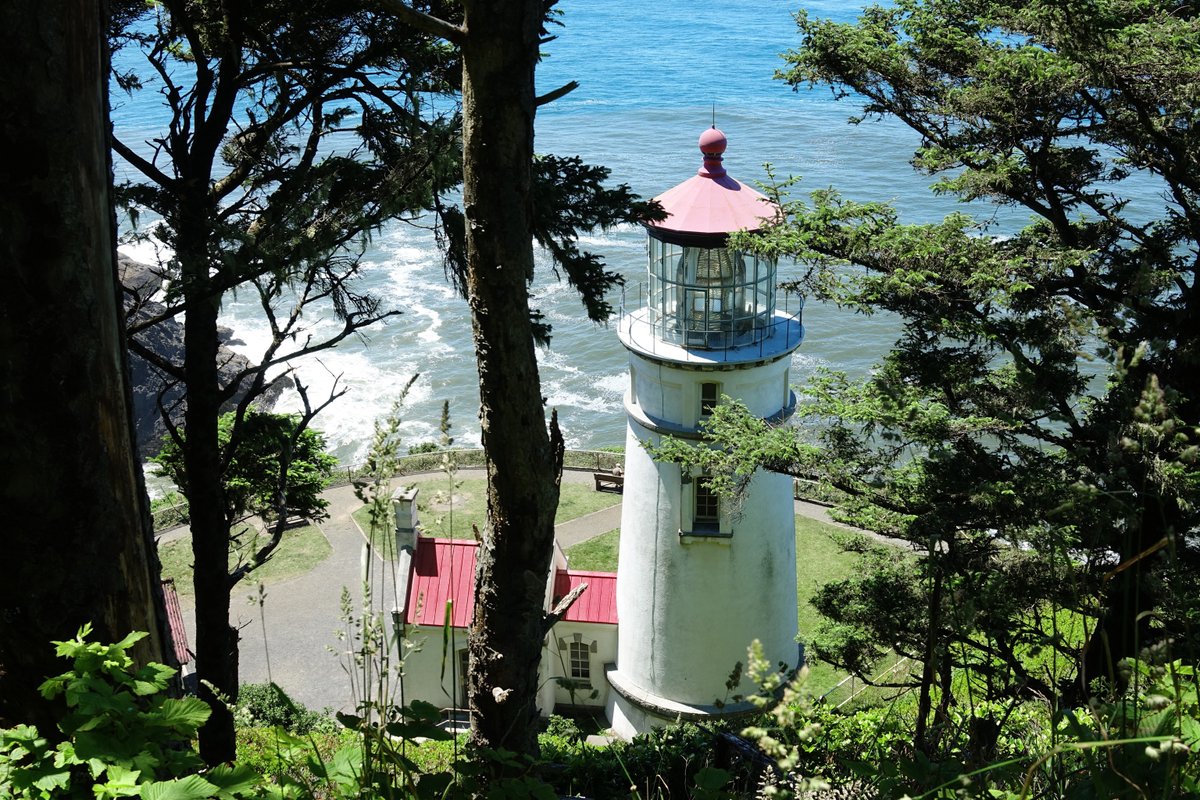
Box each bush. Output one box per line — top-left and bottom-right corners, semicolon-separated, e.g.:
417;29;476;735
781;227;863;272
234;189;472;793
235;682;336;735
0;625;262;799
542;714;585;745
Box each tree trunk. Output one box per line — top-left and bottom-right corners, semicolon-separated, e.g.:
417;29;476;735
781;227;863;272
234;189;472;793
460;0;563;757
178;220;241;764
0;0;167;729
914;552;944;754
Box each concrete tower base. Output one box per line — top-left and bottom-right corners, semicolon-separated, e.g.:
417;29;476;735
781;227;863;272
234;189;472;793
603;665;763;740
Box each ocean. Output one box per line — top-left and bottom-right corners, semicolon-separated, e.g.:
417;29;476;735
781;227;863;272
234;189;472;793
110;0;1020;465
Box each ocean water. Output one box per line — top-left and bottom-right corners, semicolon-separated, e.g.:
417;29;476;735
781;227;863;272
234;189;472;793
109;1;1016;464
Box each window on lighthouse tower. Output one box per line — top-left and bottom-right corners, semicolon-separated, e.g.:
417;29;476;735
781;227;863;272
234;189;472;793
700;382;720;417
693;477;720;532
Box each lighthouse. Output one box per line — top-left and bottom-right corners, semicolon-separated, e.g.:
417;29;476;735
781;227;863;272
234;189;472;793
605;127;804;737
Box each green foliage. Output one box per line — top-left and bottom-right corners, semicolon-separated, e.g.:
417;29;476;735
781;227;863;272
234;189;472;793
541;715;584;745
438;155;666;342
668;0;1200;762
154;411;337;526
537;722;735;800
0;625;261;799
233;684;335;736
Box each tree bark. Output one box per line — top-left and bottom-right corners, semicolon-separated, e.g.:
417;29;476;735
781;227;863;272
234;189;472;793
459;0;563;757
179;233;241;764
0;0;167;729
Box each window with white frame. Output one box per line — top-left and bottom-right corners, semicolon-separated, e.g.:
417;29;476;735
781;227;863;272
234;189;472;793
568;641;591;685
693;477;720;531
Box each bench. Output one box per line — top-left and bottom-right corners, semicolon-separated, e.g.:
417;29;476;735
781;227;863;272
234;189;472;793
593;472;624;493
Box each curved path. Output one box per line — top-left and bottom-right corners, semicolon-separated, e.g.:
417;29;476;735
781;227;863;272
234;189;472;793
171;469;849;714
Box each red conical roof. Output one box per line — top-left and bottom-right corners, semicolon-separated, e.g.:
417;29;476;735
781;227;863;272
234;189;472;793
647;127;779;238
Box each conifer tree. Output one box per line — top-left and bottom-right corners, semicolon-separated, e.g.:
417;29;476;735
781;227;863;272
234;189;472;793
110;0;460;762
660;0;1200;753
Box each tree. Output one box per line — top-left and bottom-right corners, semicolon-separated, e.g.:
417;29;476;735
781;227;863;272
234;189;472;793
110;0;461;762
153;411;337;579
663;0;1200;754
380;0;661;757
0;2;167;729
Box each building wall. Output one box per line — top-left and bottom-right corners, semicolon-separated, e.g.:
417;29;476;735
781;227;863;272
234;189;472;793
399;623;470;712
631;358;792;428
614;347;800;716
399;620;618;719
546;621;619;710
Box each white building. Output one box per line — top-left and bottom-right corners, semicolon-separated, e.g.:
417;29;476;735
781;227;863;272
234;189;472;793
606;127;804;738
390;489;618;723
391;128;803;736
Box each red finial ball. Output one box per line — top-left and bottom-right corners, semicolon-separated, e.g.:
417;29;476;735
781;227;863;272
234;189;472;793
699;127;727;156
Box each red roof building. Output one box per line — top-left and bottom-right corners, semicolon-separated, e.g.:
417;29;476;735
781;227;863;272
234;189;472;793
553;569;618;625
402;538;618;628
404;538;477;627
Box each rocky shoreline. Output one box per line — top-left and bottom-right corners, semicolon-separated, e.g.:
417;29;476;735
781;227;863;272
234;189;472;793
119;255;289;457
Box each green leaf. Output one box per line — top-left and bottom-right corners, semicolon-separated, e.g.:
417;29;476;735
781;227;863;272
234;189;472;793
149;698;210;731
204;764;261;798
139;774;219;800
1180;715;1200;749
693;766;732;792
96;764;143;799
131;663;177;696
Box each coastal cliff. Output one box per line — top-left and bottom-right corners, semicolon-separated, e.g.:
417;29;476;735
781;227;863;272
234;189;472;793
119;255;289;457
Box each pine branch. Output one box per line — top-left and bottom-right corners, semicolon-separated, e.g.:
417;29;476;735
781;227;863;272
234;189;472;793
376;0;466;45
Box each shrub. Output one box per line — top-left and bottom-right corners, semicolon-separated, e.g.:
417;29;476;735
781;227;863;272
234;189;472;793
235;682;336;735
0;625;261;799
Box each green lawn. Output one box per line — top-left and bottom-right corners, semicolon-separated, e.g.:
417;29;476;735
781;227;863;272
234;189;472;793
793;516;869;696
159;523;332;597
564;529;620;571
352;477;623;543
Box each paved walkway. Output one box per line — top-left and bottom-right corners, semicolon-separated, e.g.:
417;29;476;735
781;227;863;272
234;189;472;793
169;468;852;714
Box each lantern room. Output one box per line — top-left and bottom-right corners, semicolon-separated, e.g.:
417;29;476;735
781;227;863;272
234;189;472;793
643;127;780;350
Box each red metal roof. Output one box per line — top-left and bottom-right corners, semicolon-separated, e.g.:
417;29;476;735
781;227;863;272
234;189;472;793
403;539;618;629
405;538;477;627
647;127;779;237
160;579;191;666
553;569;618;625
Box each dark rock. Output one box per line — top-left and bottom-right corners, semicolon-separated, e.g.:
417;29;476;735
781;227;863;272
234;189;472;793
121;257;291;458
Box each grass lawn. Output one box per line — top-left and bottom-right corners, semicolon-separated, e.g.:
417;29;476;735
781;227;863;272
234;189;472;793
564;529;620;571
793;516;869;696
159;523;332;597
352;477;622;545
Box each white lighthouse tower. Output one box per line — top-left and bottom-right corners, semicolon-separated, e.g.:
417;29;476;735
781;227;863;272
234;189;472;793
605;127;804;738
